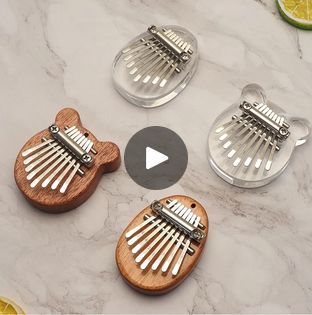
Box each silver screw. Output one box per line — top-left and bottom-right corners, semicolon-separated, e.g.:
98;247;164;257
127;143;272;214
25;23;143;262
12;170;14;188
243;102;252;110
181;52;190;61
49;125;59;133
280;127;288;136
82;154;92;164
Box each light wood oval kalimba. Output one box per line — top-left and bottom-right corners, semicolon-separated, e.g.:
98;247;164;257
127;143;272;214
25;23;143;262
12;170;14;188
14;108;121;213
116;195;209;295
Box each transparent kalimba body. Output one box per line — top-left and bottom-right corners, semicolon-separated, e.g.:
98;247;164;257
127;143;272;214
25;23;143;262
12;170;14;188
112;25;198;108
207;84;311;188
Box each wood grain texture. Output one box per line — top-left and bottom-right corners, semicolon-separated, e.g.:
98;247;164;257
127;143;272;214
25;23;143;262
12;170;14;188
115;195;209;295
14;108;121;213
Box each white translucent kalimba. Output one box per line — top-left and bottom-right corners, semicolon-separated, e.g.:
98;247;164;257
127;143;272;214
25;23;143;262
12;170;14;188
113;25;198;108
207;84;310;188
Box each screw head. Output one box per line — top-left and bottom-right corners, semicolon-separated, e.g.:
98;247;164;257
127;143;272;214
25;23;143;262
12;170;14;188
181;52;190;61
243;102;252;110
148;25;157;34
82;154;92;164
279;127;288;136
151;201;162;212
49;124;59;133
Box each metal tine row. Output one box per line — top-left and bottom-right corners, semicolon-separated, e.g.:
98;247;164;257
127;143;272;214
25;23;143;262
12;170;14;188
125;199;201;276
121;29;188;87
21;126;94;193
215;115;278;171
254;102;285;126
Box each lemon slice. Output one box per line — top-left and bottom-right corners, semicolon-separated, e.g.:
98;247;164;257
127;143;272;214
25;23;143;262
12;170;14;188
0;297;25;315
277;0;312;30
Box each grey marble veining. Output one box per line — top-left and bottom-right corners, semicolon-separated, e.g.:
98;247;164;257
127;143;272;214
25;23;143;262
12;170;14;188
0;0;312;313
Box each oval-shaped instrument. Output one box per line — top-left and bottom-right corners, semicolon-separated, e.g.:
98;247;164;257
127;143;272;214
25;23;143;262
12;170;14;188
14;108;121;213
207;84;311;188
112;25;198;108
116;195;209;295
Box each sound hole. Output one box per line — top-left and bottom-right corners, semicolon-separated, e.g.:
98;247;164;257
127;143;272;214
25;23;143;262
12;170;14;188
191;203;196;208
84;132;89;137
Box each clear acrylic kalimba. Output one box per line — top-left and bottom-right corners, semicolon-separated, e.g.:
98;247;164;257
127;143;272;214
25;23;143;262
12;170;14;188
116;195;208;294
112;25;198;108
14;108;120;213
207;84;311;188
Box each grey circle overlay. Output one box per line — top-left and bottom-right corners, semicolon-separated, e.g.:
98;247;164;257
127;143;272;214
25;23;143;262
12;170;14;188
124;126;188;190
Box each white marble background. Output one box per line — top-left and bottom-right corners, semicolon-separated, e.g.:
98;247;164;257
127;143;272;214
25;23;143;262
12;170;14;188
0;0;312;314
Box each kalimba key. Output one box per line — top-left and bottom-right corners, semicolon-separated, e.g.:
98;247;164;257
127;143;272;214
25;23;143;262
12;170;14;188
207;84;311;188
14;108;121;213
112;25;198;108
115;195;209;294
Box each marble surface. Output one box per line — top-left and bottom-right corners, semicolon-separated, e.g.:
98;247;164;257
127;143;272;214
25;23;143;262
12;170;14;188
0;0;312;313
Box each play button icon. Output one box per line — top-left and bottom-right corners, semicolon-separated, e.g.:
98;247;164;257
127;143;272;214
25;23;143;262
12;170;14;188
146;147;169;170
124;126;188;190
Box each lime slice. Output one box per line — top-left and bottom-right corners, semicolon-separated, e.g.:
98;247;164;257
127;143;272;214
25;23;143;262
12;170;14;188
0;297;25;315
277;0;312;30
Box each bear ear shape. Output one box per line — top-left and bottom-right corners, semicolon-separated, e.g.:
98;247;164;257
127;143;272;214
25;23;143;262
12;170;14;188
207;84;310;188
112;25;198;108
115;195;209;295
14;107;120;213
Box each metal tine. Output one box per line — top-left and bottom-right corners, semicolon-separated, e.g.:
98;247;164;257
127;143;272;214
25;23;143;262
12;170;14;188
215;116;242;134
129;43;164;76
172;215;200;276
137;205;191;265
51;158;75;190
127;46;160;74
25;144;62;173
125;199;178;239
123;40;153;59
233;129;262;168
218;116;251;142
142;55;171;83
23;141;58;165
65;126;76;134
141;227;176;270
51;137;88;191
232;127;258;166
159;60;179;87
22;139;54;157
122;36;154;54
59;139;92;193
161;211;195;273
133;51;168;82
223;119;254;150
244;131;266;167
66;127;78;137
139;49;172;83
59;163;80;194
132;221;168;254
152;58;175;85
125;41;159;66
129;201;182;247
136;225;171;264
126;216;156;239
227;124;258;159
127;41;161;70
72;132;84;143
139;203;188;269
28;148;65;182
265;137;278;171
42;153;71;188
30;150;69;188
255;134;272;169
128;218;162;246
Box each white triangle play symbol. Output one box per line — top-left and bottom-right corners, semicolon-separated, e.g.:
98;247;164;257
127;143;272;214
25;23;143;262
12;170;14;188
145;147;169;170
